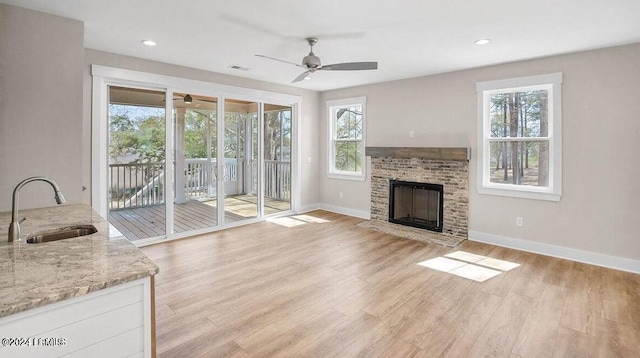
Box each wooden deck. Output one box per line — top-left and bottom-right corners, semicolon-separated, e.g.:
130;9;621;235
109;196;290;241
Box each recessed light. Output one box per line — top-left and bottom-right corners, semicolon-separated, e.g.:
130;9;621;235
228;65;250;71
141;40;157;46
474;39;491;46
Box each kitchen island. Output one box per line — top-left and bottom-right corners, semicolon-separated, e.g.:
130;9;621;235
0;204;159;357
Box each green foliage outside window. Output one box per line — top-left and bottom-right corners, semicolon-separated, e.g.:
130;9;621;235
110;104;292;163
488;90;549;187
333;105;363;172
109;105;165;164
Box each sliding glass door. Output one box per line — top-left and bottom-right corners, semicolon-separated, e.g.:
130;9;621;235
221;100;292;224
107;86;167;240
172;93;219;234
99;76;297;243
224;99;259;223
264;104;292;214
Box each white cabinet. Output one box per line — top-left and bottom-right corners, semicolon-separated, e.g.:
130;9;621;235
0;277;153;358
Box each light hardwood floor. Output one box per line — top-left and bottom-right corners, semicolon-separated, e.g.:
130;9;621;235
141;211;640;357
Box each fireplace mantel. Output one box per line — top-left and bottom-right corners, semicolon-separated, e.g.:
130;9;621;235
365;147;470;161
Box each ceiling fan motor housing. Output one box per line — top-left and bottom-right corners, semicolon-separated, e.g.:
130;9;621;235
303;53;321;69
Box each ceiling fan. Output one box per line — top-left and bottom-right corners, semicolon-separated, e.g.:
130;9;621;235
256;37;378;83
165;94;217;104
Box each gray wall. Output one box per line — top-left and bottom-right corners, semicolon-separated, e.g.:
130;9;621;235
0;4;84;211
319;43;640;261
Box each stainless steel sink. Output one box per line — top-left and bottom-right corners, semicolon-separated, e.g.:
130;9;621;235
26;225;98;244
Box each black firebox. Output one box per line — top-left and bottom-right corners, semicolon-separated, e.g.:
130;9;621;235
388;180;444;232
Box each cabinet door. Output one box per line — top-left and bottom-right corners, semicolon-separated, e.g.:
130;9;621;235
0;278;152;358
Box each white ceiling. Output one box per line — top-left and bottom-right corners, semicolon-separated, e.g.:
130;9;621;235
3;0;640;91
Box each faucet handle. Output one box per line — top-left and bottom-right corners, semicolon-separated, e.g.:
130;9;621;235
19;217;26;224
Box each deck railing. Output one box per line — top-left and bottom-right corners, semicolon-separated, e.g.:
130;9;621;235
109;162;165;210
265;160;291;200
109;159;290;210
184;158;238;199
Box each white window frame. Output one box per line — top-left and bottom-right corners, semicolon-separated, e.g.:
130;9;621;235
476;73;563;201
327;96;367;181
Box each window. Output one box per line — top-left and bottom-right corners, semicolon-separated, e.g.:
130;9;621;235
327;97;366;180
476;73;562;201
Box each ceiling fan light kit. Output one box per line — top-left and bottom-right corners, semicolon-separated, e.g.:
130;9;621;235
256;37;378;83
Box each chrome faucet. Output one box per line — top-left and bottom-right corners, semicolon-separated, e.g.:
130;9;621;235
8;176;66;242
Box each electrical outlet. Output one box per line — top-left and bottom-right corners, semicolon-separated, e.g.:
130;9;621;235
409;130;415;138
516;217;524;227
339;191;344;199
307;156;312;163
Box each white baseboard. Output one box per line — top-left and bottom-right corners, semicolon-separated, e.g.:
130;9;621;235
297;203;321;214
469;230;640;274
298;203;370;219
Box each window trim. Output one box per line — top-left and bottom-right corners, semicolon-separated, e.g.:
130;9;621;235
327;96;367;181
476;73;563;201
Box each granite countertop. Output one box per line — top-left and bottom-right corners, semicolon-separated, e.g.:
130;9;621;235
0;203;159;318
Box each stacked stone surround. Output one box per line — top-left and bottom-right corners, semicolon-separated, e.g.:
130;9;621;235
368;153;469;246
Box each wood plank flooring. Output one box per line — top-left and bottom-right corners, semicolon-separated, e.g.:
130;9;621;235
141;210;640;357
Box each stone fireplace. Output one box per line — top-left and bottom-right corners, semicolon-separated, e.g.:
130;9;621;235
361;147;469;247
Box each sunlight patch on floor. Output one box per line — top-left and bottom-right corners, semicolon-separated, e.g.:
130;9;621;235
444;251;486;263
418;257;467;271
418;250;520;282
267;217;307;227
291;214;330;223
267;214;332;227
474;257;521;271
449;264;502;282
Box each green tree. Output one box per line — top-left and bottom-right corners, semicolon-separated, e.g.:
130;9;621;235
334;106;362;172
184;110;215;159
264;110;292;161
109;105;166;164
489;89;548;186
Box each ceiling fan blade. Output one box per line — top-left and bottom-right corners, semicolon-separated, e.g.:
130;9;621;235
255;54;303;68
292;71;311;83
321;62;378;71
